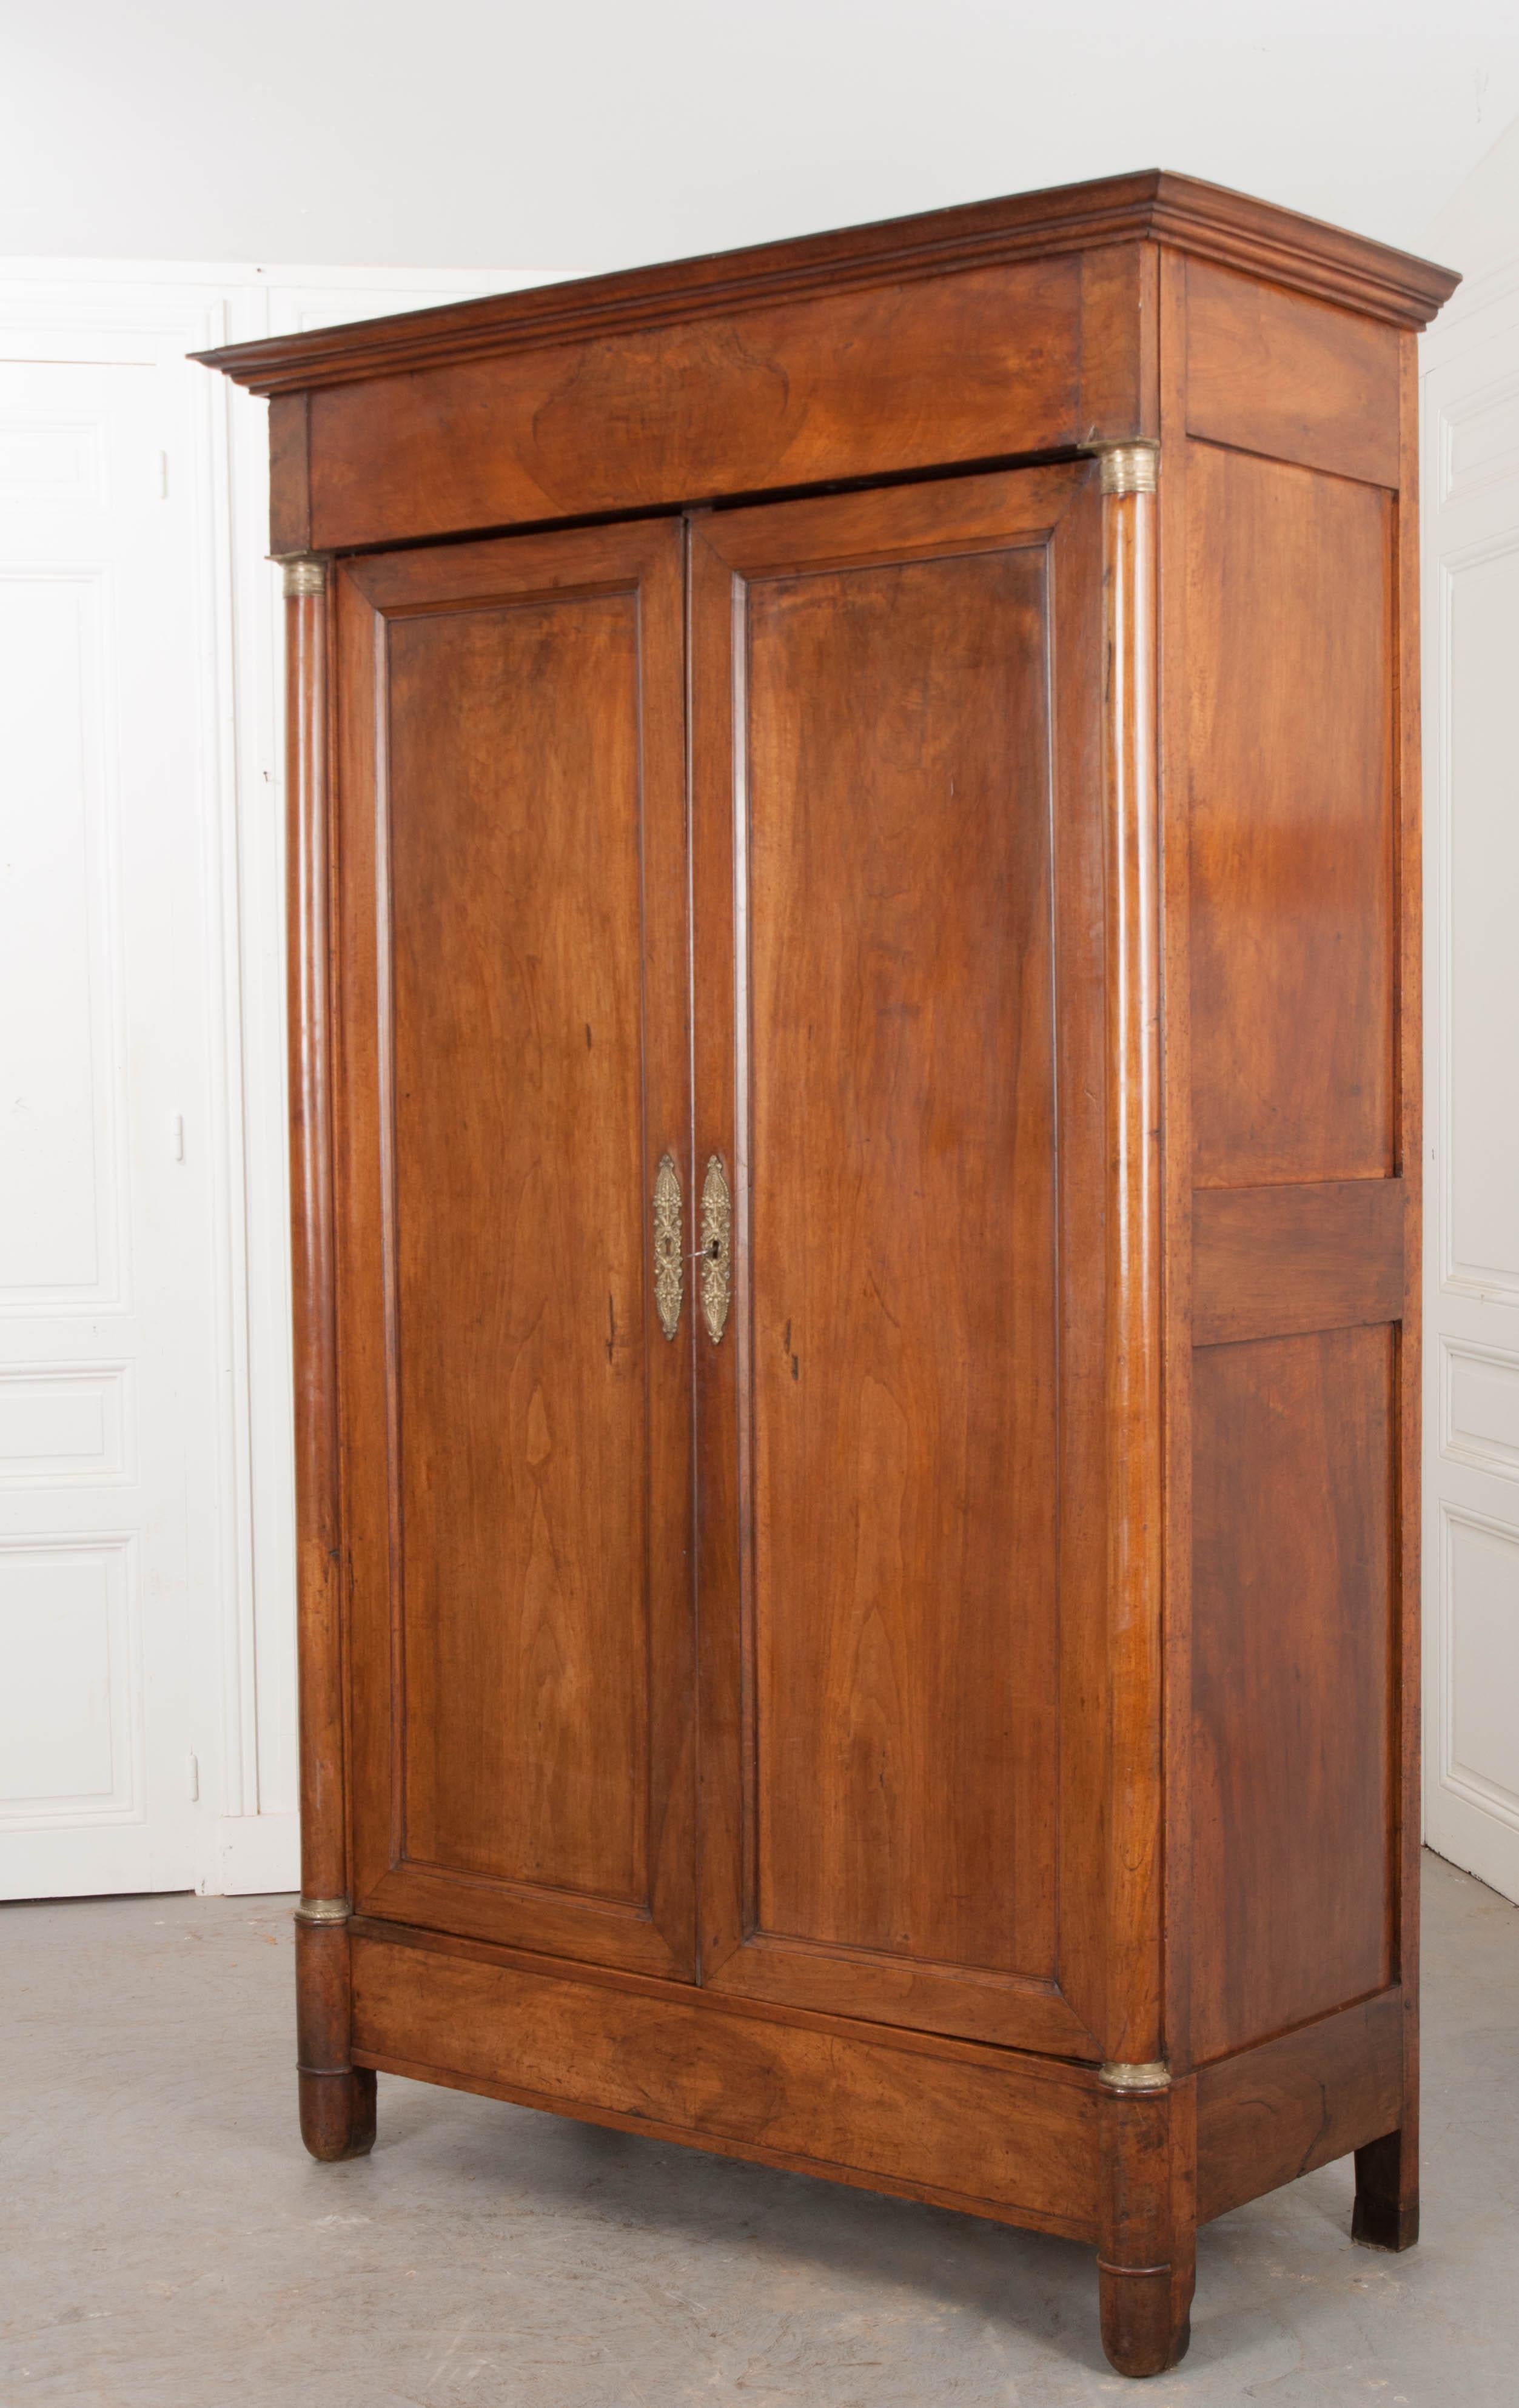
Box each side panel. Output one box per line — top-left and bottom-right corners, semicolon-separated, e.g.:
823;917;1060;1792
334;520;697;1978
1178;279;1412;2070
1188;444;1395;1189
1191;1327;1394;2059
1184;258;1401;487
691;466;1107;2054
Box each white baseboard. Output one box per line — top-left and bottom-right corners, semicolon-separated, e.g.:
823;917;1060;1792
216;1811;300;1896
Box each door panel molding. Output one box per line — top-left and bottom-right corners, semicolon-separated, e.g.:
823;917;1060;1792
335;518;697;1978
690;464;1106;2053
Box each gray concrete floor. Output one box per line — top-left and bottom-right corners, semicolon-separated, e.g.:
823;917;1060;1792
1;1850;1514;2407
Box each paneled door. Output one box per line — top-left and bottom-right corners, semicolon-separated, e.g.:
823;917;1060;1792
0;334;221;1898
689;466;1110;2053
337;520;698;1976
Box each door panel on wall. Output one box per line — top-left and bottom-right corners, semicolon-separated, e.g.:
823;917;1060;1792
337;520;696;1976
690;466;1108;2051
1422;303;1519;1907
0;335;221;1899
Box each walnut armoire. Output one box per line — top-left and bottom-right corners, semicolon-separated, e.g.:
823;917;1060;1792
198;172;1458;2379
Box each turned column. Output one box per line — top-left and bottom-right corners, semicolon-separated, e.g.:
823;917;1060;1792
1093;440;1193;2376
283;552;375;2163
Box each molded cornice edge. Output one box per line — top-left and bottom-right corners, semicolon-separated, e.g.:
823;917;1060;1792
194;168;1461;397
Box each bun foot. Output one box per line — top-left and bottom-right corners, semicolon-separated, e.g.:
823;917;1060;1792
299;2065;377;2162
1099;2260;1193;2378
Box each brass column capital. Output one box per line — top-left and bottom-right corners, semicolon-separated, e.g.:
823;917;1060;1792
1087;441;1159;497
280;555;328;599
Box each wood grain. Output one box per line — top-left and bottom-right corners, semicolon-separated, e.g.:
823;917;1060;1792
285;565;343;1913
1192;1178;1406;1346
745;543;1056;1973
389;588;651;1901
691;464;1105;2055
283;559;372;2162
350;1927;1101;2239
1156;246;1198;2081
1078;243;1159;443
1190;1328;1395;2063
1184;260;1401;486
297;258;1082;549
268;394;311;558
1384;323;1424;2249
1188;443;1395;1187
196;165;1453;2366
334;520;697;1978
196;167;1458;404
1098;2081;1195;2377
1099;454;1164;2072
1196;1990;1403;2223
295;1919;376;2162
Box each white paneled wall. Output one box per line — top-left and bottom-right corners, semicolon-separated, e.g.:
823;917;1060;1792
1423;257;1519;1905
0;260;554;1897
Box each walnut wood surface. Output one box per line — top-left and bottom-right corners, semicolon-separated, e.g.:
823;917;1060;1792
283;562;372;2161
284;573;343;1913
1192;1178;1406;1346
1390;327;1424;2256
1353;2128;1420;2250
295;1920;376;2161
196;176;1456;555
349;1927;1101;2241
194;165;1449;2378
1187;443;1395;1188
195;167;1457;402
295;257;1086;550
1099;457;1165;2077
1196;1990;1403;2224
1191;1327;1394;2063
268;395;311;558
689;465;1106;2056
1155;247;1199;2104
1098;2081;1195;2377
723;488;1056;1971
333;519;697;1977
1184;260;1401;486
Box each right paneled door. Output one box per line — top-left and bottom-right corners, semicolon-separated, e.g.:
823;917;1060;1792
689;465;1110;2055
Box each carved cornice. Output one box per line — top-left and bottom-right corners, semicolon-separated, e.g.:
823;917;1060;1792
193;170;1459;398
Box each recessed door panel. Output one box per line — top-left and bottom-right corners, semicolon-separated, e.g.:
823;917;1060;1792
337;520;695;1976
691;466;1107;2051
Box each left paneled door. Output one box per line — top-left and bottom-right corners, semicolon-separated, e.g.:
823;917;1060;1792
0;343;221;1896
337;520;699;1977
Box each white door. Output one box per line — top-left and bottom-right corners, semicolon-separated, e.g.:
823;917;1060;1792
1423;261;1519;1905
0;326;221;1896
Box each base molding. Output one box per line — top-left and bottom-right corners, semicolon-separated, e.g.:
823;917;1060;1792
350;1924;1099;2239
1195;1990;1405;2225
347;1922;1407;2253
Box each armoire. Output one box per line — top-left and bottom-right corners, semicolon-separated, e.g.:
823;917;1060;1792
200;171;1458;2378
